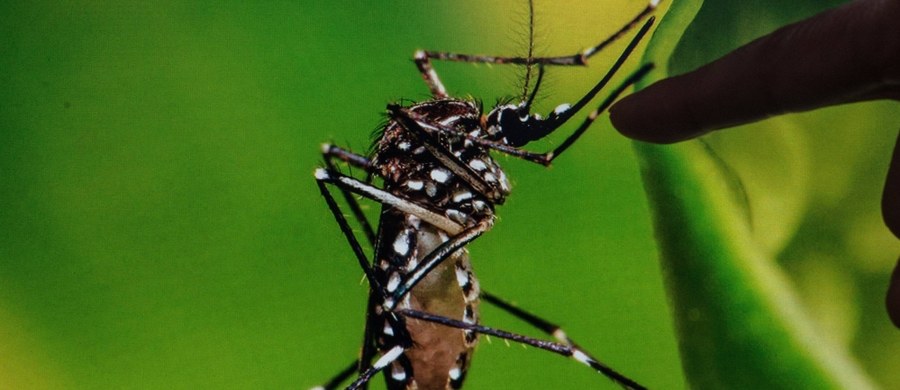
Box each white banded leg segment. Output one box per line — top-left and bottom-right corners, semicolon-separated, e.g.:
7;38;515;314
314;168;463;235
345;346;407;390
374;346;405;370
414;50;448;98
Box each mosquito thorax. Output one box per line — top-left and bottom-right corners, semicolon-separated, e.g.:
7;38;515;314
374;99;511;225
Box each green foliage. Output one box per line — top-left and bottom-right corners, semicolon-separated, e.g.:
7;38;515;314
2;1;894;389
0;2;681;389
635;0;899;388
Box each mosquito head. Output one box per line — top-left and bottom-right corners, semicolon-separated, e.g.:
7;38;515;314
484;101;572;147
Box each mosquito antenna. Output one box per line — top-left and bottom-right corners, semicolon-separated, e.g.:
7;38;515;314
519;0;536;105
524;63;545;111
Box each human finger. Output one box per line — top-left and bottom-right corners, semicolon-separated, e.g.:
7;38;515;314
610;0;900;143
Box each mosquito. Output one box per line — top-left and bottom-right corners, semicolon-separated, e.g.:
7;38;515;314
313;1;659;389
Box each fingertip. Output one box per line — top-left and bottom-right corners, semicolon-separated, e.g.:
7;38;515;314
609;91;680;144
609;94;650;140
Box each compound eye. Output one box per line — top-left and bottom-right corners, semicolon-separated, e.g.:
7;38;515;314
500;107;537;147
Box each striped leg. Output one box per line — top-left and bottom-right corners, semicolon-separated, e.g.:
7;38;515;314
321;144;378;245
396;309;645;390
399;55;656;167
413;1;658;99
418;1;657;67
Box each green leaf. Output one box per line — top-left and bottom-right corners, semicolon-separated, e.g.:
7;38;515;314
632;0;884;388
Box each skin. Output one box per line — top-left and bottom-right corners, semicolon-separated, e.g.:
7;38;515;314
608;0;900;326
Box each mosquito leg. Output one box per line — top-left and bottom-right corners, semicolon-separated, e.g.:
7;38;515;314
321;144;379;245
316;171;417;389
346;346;406;390
386;216;495;310
397;309;645;390
481;291;583;348
420;0;658;67
414;50;449;98
315;177;387;295
305;201;374;390
310;359;357;390
539;62;655;163
315;168;463;235
322;143;375;172
395;62;653;168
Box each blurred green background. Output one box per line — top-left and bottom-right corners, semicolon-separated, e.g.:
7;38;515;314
663;0;899;387
2;0;897;389
0;1;681;389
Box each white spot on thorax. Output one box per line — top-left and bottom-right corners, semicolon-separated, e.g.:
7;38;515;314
446;209;467;224
383;321;395;336
468;159;487;171
406;180;423;190
393;233;410;256
452;191;473;203
430;168;450;183
398;141;411;150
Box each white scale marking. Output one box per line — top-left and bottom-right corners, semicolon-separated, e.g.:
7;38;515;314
391;363;407;381
398;141;411;150
386;272;401;292
405;257;418;272
384;321;395;336
553;329;569;343
449;367;462;380
374;346;404;369
446;209;467;224
430;169;450;183
455;266;469;287
453;191;473;203
554;103;571;115
323;170;463;234
406;180;424;190
572;350;593;366
425;182;438;197
393;232;410;256
468;159;487;171
439;115;461;125
463;310;476;324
